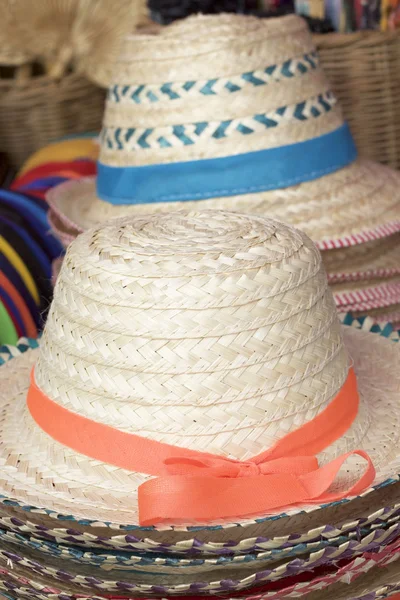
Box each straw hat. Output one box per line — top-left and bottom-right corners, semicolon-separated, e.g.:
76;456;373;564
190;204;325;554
0;527;399;599
1;209;400;547
323;235;400;283
0;524;398;595
0;0;148;82
47;13;400;251
69;0;151;86
0;520;390;573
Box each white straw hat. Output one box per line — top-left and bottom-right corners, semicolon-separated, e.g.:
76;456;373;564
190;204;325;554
47;13;400;250
1;209;400;548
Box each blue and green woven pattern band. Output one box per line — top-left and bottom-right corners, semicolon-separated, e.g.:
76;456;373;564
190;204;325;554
97;124;357;204
103;91;337;152
109;52;319;104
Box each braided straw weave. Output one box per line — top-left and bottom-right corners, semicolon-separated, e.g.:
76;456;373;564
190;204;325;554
0;523;398;594
72;0;150;87
2;476;400;553
0;536;399;600
47;14;400;251
324;235;400;283
0;522;385;573
0;0;149;83
0;68;105;170
0;526;399;595
315;31;400;170
0;210;400;549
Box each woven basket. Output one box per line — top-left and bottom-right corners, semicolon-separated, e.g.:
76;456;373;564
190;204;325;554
0;63;105;169
315;31;400;169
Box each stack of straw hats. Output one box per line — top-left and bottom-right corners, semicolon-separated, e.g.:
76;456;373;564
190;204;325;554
47;14;400;323
0;208;400;600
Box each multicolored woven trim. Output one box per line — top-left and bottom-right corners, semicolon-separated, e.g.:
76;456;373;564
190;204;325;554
1;523;400;594
0;537;399;600
335;282;400;312
109;52;319;104
316;222;400;250
0;337;39;366
328;267;400;285
0;524;346;569
340;314;400;342
103;91;336;151
2;501;400;553
0;521;396;573
98;124;356;205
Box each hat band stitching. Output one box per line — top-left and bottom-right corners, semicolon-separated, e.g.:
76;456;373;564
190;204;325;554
96;124;357;205
109;52;319;104
102;91;336;151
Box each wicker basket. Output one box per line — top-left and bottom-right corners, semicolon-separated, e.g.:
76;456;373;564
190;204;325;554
315;31;400;170
0;63;105;169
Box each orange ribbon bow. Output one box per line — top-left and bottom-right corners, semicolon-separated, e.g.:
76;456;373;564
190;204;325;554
27;367;375;525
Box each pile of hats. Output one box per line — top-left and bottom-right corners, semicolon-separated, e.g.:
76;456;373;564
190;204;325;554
1;12;400;600
46;14;400;325
0;136;99;345
0;206;400;600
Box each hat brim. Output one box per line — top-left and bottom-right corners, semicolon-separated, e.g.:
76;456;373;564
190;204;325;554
326;237;400;284
0;536;399;600
1;521;399;593
332;277;400;312
1;514;399;582
0;522;354;573
0;326;400;551
47;158;400;248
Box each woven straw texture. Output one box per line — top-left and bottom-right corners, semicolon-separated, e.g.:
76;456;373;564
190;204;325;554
0;210;400;551
0;66;105;170
46;14;400;251
0;537;399;600
0;523;398;594
0;0;149;85
0;529;398;595
72;0;150;87
0;520;393;573
325;234;400;283
315;31;400;170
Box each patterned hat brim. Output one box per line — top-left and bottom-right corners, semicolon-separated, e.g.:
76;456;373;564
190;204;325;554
0;535;399;600
0;522;399;590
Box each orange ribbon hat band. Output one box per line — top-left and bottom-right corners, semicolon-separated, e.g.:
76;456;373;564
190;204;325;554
27;367;375;526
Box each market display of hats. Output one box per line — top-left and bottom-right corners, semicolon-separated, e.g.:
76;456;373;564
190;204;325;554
46;14;400;322
0;209;400;599
0;137;98;345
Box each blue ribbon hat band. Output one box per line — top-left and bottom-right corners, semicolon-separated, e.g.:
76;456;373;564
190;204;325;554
97;123;358;206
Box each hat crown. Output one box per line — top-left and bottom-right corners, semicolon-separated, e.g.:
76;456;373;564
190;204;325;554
99;13;342;173
35;210;351;460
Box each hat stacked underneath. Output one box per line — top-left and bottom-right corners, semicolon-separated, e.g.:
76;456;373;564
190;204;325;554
0;209;400;599
0;136;98;345
47;14;400;322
